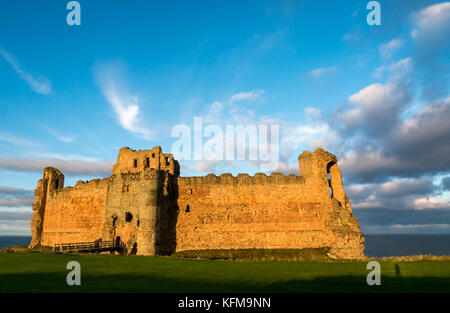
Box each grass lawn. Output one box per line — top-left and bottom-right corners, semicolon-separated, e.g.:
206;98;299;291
0;252;449;293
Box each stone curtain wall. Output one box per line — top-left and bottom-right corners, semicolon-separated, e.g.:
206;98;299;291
37;175;108;247
175;171;364;258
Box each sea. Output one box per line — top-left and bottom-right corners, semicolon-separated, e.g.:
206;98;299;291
1;234;450;257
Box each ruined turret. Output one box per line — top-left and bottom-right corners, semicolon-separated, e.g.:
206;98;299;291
112;146;180;176
298;148;364;258
298;148;352;212
29;167;64;248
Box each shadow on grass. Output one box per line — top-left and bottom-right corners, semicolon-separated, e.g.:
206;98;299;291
1;272;449;293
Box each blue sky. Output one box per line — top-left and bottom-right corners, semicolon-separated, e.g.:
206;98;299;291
0;0;449;235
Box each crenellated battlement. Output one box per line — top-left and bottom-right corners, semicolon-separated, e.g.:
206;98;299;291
178;172;305;185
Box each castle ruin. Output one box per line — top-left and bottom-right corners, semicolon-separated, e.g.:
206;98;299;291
29;146;365;259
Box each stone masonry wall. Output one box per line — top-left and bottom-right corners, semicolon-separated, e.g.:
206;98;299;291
102;171;161;256
39;177;108;246
175;171;364;258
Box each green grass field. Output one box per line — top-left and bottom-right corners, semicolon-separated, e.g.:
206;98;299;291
1;252;449;293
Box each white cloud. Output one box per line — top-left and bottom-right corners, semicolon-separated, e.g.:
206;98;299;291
94;63;153;140
272;161;297;175
0;157;113;176
0;187;34;208
378;38;402;58
391;223;450;231
373;57;412;79
304;107;321;120
0;218;31;236
304;66;337;78
340;81;411;137
0;133;41;148
342;32;359;42
44;127;77;143
411;2;450;41
0;210;32;235
348;82;395;107
339;150;407;180
0;46;52;95
347;177;442;210
413;196;450;210
204;101;224;123
30;153;99;162
187;160;223;173
0;197;33;207
363;223;450;234
228;90;264;104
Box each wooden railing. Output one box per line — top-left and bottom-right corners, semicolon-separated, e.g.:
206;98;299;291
52;240;119;253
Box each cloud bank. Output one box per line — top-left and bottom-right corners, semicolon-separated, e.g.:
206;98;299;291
0;187;34;208
0;157;113;176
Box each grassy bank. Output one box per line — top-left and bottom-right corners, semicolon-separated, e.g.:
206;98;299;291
1;252;450;293
171;247;331;260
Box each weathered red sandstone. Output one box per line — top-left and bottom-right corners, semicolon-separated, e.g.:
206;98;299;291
29;146;365;259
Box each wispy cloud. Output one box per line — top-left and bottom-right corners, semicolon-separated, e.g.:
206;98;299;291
44;127;77;143
0;157;113;176
378;38;402;58
0;46;52;95
342;32;359;42
29;153;99;162
372;57;412;79
228;89;265;104
304;66;338;78
94;63;153;140
0;133;41;148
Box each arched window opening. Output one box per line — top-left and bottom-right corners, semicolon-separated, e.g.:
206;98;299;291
185;205;190;213
133;159;138;168
326;161;335;198
125;212;133;222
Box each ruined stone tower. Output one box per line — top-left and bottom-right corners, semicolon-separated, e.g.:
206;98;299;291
29;146;365;259
102;146;179;255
